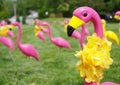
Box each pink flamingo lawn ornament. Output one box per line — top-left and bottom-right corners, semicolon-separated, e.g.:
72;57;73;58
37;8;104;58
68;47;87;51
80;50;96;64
63;18;89;40
114;11;120;33
34;19;49;42
67;6;118;85
0;21;14;38
0;23;14;51
34;25;46;42
0;36;14;51
40;22;72;49
114;11;120;20
34;19;49;34
11;22;39;60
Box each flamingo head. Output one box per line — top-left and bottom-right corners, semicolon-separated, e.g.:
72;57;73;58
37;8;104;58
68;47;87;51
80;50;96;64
114;11;120;20
11;22;19;27
0;21;7;26
67;6;96;36
34;19;42;25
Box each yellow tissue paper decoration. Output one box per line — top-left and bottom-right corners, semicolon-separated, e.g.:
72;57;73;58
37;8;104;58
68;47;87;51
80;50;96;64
75;34;113;84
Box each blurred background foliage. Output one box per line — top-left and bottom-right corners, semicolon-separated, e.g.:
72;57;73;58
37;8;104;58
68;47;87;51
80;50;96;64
1;0;120;20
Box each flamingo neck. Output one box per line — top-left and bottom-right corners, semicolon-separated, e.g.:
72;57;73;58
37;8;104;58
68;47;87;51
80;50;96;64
16;23;22;46
46;24;53;41
81;25;86;48
91;11;103;39
0;36;2;42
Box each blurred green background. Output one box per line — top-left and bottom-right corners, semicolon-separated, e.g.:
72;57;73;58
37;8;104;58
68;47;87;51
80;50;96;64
1;0;120;22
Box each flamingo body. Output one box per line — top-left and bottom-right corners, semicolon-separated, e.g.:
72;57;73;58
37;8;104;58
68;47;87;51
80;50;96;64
51;37;71;49
100;82;118;85
72;30;81;39
37;31;46;42
0;36;14;51
7;31;14;38
40;22;72;49
84;82;118;85
18;43;39;60
42;28;49;33
12;22;39;60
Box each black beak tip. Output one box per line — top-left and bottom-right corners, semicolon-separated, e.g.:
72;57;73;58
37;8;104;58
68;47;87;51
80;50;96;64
67;25;75;37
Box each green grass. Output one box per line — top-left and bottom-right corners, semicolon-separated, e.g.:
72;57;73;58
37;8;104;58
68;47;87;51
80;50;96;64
0;18;120;85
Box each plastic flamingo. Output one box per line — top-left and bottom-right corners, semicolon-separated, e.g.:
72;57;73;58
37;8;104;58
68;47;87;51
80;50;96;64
67;6;118;85
114;11;120;33
34;19;49;34
0;22;14;51
11;22;39;60
34;19;49;42
114;11;120;20
0;21;14;38
34;25;46;42
40;22;72;49
101;19;119;45
0;36;14;51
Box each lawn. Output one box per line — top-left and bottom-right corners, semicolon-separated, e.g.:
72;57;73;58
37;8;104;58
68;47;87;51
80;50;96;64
0;18;120;85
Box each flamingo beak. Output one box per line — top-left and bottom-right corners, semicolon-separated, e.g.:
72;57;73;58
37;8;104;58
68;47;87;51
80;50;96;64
114;15;119;20
9;25;15;30
67;16;85;36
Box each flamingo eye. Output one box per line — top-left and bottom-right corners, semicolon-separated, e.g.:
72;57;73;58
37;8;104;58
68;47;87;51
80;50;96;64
83;12;88;17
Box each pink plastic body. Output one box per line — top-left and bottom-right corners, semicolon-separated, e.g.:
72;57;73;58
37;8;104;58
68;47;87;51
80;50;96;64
100;82;118;85
37;31;46;42
7;31;14;38
11;22;39;60
41;22;72;49
0;36;14;51
0;21;7;26
72;30;81;40
42;28;49;34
